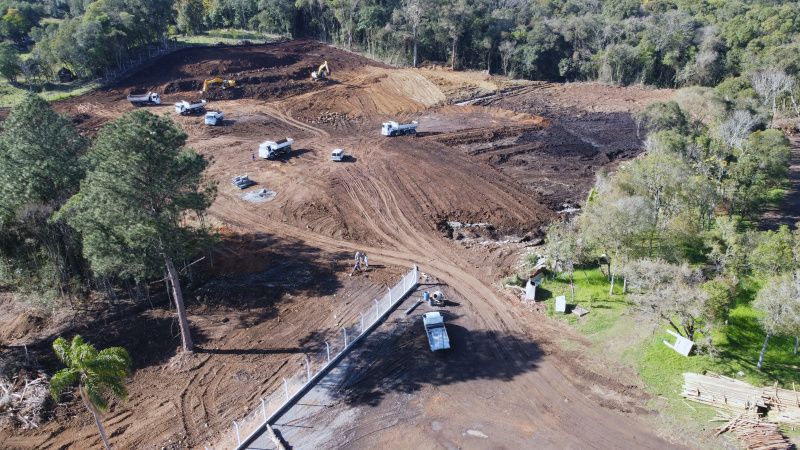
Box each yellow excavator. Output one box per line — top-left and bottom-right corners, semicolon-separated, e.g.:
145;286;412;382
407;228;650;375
311;61;331;80
202;77;236;93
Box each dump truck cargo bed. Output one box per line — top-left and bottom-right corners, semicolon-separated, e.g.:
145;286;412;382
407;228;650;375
422;312;450;351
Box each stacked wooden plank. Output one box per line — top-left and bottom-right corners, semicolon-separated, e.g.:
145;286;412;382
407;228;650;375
682;373;800;424
682;372;767;413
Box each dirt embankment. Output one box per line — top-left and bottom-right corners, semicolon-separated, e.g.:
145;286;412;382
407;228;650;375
2;40;679;450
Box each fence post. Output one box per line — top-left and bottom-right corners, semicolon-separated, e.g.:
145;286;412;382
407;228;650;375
343;327;348;347
233;421;241;445
261;397;267;422
283;378;289;401
360;312;365;334
326;341;331;362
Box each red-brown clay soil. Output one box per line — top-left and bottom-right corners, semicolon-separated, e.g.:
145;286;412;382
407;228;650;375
0;40;681;449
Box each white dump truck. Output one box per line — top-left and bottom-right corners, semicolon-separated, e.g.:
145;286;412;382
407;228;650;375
381;120;418;136
331;148;346;162
175;99;207;115
259;138;294;159
127;92;161;106
204;111;224;126
422;312;450;352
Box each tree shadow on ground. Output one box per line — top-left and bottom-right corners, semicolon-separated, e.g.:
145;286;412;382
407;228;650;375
718;312;800;385
8;312;209;373
194;231;347;326
6;231;344;374
328;319;542;407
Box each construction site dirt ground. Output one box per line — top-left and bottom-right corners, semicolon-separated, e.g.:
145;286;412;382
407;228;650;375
0;40;682;449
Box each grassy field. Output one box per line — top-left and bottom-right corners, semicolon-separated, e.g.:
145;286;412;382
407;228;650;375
538;267;800;440
0;80;101;107
175;29;282;45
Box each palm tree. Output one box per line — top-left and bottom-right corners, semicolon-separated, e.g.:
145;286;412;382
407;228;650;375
49;335;131;450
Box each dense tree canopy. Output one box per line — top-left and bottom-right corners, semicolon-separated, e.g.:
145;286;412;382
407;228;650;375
3;0;800;85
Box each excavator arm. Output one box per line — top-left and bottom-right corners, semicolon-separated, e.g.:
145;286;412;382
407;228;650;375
311;61;330;80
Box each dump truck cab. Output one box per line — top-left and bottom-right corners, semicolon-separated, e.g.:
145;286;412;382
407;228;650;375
205;111;224;126
331;148;345;162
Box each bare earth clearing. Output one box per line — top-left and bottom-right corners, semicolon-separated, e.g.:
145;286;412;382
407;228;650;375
0;40;678;449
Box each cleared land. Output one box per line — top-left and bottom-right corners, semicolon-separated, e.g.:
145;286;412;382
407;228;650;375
0;40;677;449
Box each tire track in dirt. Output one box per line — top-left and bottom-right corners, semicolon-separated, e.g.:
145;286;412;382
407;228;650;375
208;102;682;448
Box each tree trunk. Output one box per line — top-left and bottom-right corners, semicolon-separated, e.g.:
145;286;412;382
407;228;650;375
80;386;111;450
569;271;575;305
412;25;418;68
757;332;771;370
165;257;193;352
452;37;457;70
622;276;627;294
609;273;615;296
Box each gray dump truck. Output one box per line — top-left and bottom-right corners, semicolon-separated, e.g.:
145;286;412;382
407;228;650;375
422;312;450;351
127;91;161;106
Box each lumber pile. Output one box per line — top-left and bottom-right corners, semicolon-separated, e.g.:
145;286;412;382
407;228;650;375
715;414;793;450
682;373;800;424
682;372;767;412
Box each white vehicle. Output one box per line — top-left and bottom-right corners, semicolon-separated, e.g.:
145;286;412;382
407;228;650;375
331;148;346;162
175;99;207;115
205;111;224;126
381;120;418;136
127;92;161;106
422;312;450;352
258;138;294;159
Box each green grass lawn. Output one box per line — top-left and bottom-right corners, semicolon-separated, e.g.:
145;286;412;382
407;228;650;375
175;29;282;45
538;267;800;440
0;79;101;107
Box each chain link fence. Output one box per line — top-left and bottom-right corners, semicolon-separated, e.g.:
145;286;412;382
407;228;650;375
220;265;419;449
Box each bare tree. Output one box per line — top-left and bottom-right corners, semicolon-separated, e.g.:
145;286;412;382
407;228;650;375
543;219;584;304
404;0;424;68
753;272;800;370
750;69;794;126
715;110;759;149
622;258;710;342
499;40;516;76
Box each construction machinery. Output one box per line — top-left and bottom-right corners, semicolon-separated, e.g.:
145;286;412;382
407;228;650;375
311;61;330;80
175;99;207;115
202;77;236;93
422;312;451;352
204;111;224;126
258;138;294;159
381;120;418;136
127;91;161;106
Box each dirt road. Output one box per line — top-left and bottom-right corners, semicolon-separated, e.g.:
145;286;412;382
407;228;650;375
0;40;681;449
761;135;800;230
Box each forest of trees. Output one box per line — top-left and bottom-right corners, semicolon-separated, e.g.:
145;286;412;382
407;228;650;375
540;73;800;367
0;0;799;86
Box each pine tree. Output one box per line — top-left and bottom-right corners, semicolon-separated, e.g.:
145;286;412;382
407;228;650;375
56;110;215;352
